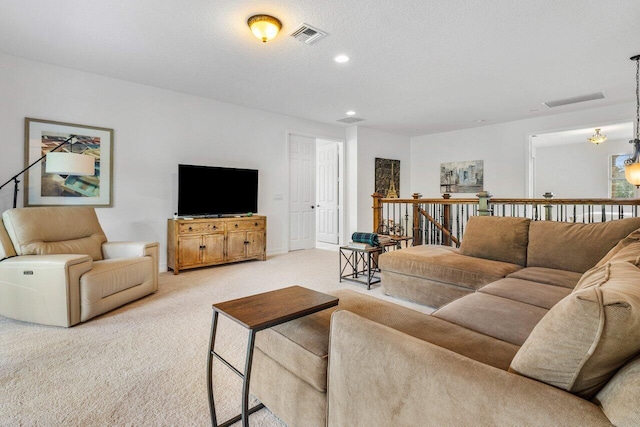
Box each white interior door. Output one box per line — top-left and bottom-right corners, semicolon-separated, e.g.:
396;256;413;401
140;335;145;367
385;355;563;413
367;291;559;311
289;134;316;251
316;141;339;244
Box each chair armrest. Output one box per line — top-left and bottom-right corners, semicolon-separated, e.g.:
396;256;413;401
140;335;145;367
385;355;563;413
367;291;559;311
327;311;612;427
0;254;93;327
102;241;159;291
102;241;158;259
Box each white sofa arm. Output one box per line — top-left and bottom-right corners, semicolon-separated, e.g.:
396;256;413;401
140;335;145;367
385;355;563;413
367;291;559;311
0;254;92;327
102;241;158;259
327;311;612;427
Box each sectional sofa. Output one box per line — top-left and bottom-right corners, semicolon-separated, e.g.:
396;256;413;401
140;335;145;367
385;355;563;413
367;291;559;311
251;216;640;426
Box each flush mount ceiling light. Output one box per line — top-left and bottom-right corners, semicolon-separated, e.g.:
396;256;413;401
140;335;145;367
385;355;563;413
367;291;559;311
624;54;640;187
346;110;356;116
587;128;607;145
334;55;349;63
247;14;282;43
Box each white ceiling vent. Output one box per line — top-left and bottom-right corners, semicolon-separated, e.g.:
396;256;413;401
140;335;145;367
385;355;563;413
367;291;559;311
337;117;365;124
543;92;605;108
290;23;327;44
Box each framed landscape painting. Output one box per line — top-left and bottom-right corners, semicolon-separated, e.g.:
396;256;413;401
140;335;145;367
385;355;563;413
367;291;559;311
440;160;484;194
24;118;113;207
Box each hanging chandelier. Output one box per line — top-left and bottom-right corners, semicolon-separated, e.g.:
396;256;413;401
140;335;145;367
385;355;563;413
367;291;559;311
624;54;640;188
587;128;607;144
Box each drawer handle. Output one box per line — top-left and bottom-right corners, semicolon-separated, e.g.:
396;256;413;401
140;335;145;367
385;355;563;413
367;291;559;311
254;222;258;226
188;227;193;231
213;225;217;229
235;224;238;228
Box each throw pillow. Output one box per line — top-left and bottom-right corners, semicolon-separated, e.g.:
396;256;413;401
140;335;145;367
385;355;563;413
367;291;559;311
595;228;640;267
459;216;530;266
594;355;640;427
509;261;640;399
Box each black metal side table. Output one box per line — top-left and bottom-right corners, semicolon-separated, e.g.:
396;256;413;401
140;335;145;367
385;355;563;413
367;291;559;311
207;286;339;427
339;245;382;290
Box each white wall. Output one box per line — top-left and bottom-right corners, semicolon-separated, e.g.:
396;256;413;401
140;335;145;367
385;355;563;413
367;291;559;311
355;127;411;233
411;103;637;198
0;53;346;270
534;139;630;198
345;126;359;238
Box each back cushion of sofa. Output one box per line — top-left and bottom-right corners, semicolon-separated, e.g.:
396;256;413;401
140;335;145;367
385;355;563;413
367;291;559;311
527;218;640;273
509;261;640;399
2;207;107;261
459;216;530;266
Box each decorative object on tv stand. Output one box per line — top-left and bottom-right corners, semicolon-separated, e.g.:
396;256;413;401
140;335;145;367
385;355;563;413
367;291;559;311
0;120;96;208
247;14;281;43
22;118;113;207
625;54;640;188
587;128;607;145
440;160;484;194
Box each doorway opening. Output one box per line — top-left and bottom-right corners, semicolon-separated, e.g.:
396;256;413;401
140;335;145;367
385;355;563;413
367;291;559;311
527;122;634;198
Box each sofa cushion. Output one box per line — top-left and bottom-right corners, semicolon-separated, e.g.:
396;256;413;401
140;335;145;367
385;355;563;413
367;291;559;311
256;290;521;393
2;207;107;261
379;245;522;291
433;292;549;346
509;261;640;399
507;267;582;289
526;217;640;273
459;216;530;266
478;278;572;310
594;355;640;427
80;257;153;303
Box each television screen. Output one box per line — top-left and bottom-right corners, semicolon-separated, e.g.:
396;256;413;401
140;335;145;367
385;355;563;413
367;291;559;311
178;164;258;216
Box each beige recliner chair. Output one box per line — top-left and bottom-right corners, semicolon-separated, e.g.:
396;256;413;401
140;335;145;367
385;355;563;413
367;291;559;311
0;206;159;327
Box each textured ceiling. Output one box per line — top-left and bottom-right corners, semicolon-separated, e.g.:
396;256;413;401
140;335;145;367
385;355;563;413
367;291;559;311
0;0;639;137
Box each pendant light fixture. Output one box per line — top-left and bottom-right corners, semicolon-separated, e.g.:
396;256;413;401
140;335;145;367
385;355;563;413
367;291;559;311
587;128;607;144
624;54;640;188
247;15;282;43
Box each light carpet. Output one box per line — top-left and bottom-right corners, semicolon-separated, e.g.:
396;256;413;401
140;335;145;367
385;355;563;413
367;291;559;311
0;248;433;426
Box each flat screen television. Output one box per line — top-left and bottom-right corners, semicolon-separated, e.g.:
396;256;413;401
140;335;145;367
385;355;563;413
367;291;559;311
178;164;258;216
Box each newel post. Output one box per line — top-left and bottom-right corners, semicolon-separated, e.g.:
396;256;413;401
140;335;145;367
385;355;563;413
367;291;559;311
476;191;492;216
372;192;383;233
442;194;452;246
543;192;554;221
412;193;422;245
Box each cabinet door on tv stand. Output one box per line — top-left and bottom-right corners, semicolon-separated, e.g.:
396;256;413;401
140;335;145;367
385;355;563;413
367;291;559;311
227;231;248;260
202;234;225;264
246;230;264;259
178;235;203;268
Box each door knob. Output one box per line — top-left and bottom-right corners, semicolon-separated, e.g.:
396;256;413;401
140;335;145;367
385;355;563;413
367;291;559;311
311;205;315;209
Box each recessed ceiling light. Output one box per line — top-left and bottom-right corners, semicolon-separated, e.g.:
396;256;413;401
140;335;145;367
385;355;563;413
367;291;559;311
334;55;349;63
346;110;356;116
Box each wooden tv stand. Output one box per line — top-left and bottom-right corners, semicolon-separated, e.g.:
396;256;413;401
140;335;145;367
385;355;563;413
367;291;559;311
167;216;266;274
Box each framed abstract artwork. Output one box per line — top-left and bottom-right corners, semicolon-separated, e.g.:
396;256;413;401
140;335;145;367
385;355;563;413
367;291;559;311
24;118;113;207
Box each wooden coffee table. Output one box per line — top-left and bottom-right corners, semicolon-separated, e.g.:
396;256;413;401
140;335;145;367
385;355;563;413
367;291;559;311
207;286;339;427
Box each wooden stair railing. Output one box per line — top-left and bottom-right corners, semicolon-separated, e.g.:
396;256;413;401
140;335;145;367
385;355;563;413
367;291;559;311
372;192;640;247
